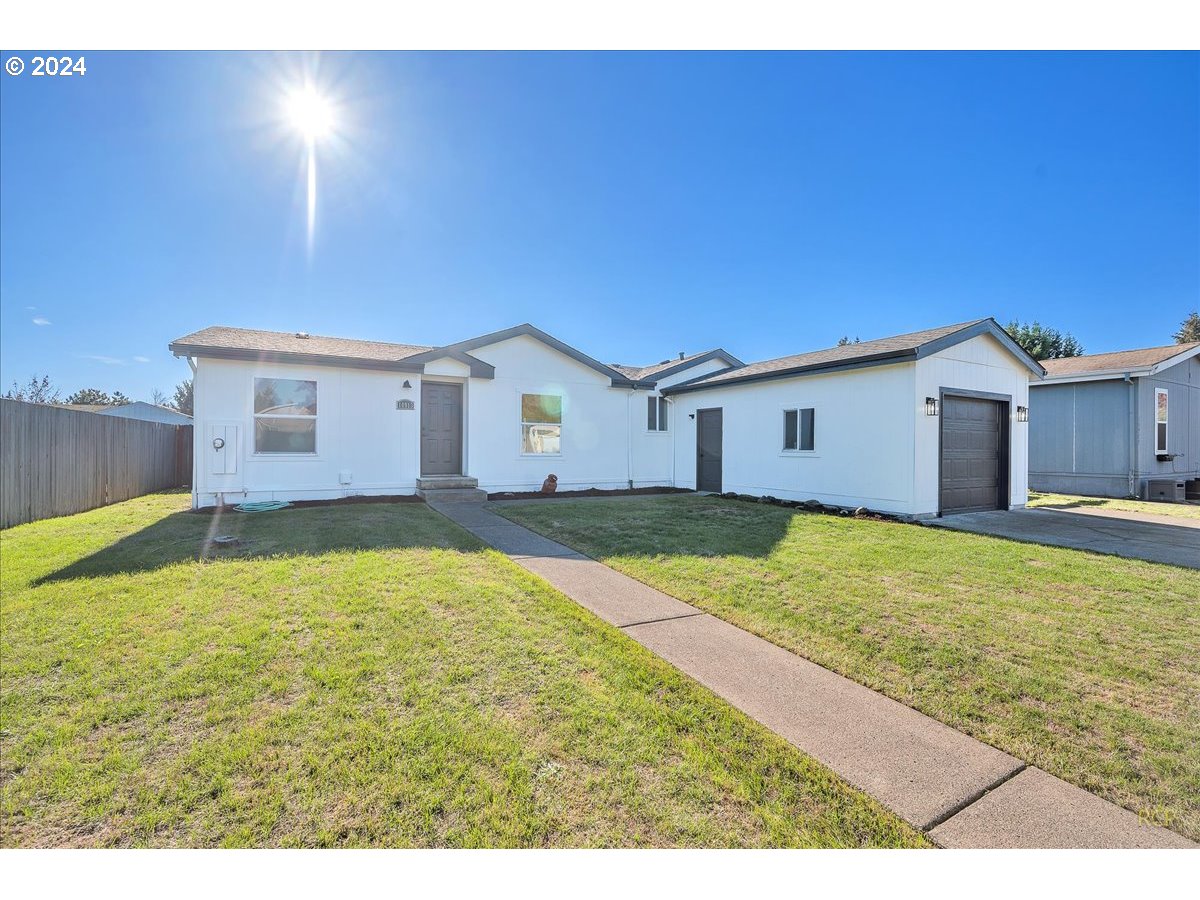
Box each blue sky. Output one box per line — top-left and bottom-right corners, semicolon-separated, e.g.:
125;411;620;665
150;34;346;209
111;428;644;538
2;51;1197;401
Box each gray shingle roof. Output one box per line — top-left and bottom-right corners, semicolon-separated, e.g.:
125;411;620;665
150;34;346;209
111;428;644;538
610;350;722;381
169;326;432;366
1041;342;1200;377
666;320;998;393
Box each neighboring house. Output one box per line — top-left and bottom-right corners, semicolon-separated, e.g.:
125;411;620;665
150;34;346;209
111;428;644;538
101;401;193;425
1028;342;1200;500
60;401;193;425
169;318;1042;517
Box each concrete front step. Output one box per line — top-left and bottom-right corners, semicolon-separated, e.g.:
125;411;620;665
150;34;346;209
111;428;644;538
418;487;488;503
416;475;479;490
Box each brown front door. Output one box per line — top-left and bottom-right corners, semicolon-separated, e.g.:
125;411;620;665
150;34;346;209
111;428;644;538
696;408;723;493
421;382;463;476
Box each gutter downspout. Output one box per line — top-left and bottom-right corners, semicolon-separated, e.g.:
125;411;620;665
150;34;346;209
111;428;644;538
626;389;635;490
666;397;676;488
1125;373;1137;498
188;357;198;511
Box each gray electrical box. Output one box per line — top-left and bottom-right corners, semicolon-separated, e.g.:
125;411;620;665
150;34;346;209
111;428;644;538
1144;479;1186;502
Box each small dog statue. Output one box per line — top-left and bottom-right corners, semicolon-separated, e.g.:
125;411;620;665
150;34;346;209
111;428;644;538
540;473;558;494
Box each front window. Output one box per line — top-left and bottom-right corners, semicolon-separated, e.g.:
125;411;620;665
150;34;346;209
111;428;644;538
1155;389;1168;454
521;393;562;454
254;377;317;454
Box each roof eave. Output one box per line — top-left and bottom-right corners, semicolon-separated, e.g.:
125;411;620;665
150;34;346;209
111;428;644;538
1035;367;1152;385
168;343;425;373
1149;343;1200;376
638;349;746;386
419;323;638;387
661;349;918;395
402;347;496;379
912;318;1046;377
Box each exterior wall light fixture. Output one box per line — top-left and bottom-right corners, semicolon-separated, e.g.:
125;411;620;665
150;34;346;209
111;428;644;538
1016;405;1029;423
924;397;939;417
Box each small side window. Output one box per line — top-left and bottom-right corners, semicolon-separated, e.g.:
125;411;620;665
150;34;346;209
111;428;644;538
783;408;815;452
1155;389;1168;454
647;396;668;432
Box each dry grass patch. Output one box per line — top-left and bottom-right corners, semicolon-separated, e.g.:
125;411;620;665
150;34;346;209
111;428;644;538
1027;491;1200;519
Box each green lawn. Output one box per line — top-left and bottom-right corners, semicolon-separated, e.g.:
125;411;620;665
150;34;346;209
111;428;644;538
0;493;924;848
1028;490;1200;520
498;496;1200;841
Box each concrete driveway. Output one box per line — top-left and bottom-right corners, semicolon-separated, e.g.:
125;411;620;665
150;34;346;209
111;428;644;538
930;507;1200;569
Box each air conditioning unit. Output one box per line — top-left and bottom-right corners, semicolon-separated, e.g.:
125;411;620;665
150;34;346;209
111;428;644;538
1143;479;1186;502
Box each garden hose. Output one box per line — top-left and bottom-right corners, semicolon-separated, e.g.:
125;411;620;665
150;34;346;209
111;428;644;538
233;500;292;513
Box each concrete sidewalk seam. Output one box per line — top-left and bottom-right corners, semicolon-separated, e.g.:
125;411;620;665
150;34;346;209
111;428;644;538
617;611;705;629
924;764;1028;835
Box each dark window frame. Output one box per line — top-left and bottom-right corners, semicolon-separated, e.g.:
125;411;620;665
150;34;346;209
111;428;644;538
783;407;815;452
647;395;668;432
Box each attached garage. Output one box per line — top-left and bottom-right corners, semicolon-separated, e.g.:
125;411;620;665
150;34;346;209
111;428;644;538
662;318;1044;519
939;394;1009;515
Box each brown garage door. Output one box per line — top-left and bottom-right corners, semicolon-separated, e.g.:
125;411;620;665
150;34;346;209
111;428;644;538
940;395;1005;515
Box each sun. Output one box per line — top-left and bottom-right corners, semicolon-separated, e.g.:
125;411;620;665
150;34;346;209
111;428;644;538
284;86;334;141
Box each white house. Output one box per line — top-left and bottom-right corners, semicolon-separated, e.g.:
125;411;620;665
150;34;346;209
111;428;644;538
170;318;1042;517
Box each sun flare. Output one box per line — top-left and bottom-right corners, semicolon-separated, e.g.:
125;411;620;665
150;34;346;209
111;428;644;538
285;86;334;141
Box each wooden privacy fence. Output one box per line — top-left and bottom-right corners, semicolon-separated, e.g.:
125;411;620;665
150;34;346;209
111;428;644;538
0;399;193;529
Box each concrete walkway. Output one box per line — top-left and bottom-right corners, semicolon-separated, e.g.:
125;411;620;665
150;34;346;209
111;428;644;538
427;499;1194;849
930;507;1200;569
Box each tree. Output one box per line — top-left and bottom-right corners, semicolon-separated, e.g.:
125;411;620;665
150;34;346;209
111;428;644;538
4;374;61;404
111;391;131;405
151;388;168;406
1005;320;1084;360
65;388;114;405
171;379;194;417
1175;311;1200;344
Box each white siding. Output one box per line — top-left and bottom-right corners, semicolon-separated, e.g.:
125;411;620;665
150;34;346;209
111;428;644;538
913;333;1032;512
627;358;736;488
668;362;919;514
192;358;419;507
190;336;719;506
461;334;646;492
